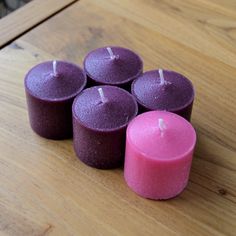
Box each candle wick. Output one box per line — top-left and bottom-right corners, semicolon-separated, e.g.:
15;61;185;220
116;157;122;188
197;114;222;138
158;118;166;137
53;60;58;77
98;88;107;103
159;69;165;86
107;47;117;60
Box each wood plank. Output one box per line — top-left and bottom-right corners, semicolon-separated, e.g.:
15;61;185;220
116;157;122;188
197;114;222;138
203;0;236;12
0;0;78;48
0;0;236;235
91;0;236;68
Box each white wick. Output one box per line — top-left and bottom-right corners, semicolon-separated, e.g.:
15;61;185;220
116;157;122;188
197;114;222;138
107;47;116;60
158;118;166;137
159;69;165;86
53;60;57;76
98;88;107;103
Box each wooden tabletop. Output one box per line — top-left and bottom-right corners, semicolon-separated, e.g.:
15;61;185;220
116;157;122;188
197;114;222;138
0;0;236;235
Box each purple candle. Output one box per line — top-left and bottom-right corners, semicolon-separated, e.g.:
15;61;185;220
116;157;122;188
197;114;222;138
72;85;138;169
83;46;143;90
131;69;195;121
25;60;87;139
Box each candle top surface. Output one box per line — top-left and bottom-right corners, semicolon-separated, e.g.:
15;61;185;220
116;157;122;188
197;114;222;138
83;46;143;85
132;70;194;111
127;111;196;160
25;61;86;101
73;86;138;131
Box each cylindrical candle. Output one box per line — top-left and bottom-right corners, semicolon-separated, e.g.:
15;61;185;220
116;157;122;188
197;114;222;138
25;60;87;139
131;69;195;121
72;85;138;169
83;46;143;90
124;111;196;200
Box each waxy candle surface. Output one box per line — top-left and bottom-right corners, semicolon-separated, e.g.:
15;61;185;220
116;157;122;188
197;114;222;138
25;60;86;139
73;85;138;169
132;70;194;120
124;111;196;200
83;46;143;90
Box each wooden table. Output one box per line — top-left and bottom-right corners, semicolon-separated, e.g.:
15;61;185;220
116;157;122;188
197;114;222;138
0;0;235;235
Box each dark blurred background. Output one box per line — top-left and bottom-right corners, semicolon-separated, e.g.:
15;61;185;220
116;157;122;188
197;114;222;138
0;0;32;18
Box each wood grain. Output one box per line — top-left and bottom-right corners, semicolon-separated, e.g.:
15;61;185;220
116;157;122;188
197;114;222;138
92;0;236;68
0;0;78;48
206;0;236;12
0;0;236;235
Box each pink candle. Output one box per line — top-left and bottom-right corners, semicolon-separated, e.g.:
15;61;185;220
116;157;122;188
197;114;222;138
124;111;196;200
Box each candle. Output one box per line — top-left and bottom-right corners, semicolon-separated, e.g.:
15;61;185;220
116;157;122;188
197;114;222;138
131;69;195;121
83;46;143;90
72;85;138;169
25;60;87;139
124;111;196;200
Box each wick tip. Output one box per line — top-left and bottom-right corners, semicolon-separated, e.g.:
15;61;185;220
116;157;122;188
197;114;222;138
158;69;171;86
98;87;107;103
53;60;58;76
107;47;117;60
158;118;166;133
